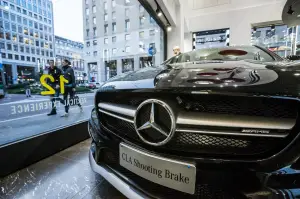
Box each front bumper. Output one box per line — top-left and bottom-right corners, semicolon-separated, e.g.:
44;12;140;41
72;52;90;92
89;149;150;199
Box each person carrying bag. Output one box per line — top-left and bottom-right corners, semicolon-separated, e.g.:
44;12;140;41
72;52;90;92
61;59;83;117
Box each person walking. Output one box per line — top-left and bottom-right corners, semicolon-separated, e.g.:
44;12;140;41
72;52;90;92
25;81;31;97
60;59;82;117
47;60;63;116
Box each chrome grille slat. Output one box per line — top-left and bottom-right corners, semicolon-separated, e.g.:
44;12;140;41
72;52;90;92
98;103;136;118
177;112;295;130
98;109;134;124
176;128;288;138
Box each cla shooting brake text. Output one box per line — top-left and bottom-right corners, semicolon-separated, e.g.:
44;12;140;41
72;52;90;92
88;46;300;198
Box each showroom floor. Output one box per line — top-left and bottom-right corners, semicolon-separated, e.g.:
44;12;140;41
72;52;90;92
0;139;127;199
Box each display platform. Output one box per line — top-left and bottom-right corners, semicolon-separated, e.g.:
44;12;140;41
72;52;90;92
0;139;126;199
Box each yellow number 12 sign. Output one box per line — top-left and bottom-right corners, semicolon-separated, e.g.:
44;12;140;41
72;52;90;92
40;74;69;95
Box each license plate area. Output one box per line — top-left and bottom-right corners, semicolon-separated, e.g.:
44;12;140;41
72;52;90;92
119;143;196;194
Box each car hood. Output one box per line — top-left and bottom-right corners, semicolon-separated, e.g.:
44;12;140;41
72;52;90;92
100;60;300;97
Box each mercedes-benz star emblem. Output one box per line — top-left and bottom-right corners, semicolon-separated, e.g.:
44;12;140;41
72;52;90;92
134;99;176;146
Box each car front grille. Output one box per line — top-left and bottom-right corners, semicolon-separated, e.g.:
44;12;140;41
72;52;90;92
96;92;299;159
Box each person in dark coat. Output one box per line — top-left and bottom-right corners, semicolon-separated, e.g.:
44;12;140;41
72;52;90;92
60;59;82;117
47;60;63;116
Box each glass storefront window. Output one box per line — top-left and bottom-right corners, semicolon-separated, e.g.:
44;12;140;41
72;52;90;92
251;25;297;57
0;0;166;147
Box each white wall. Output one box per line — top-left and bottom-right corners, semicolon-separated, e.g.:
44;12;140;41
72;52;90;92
187;0;286;46
162;0;287;56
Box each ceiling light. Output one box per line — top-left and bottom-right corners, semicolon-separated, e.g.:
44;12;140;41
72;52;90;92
298;14;300;18
156;9;162;17
167;24;172;32
287;6;294;15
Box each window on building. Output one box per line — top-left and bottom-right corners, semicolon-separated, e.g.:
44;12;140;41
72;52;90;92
10;4;15;10
7;43;12;50
125;34;130;41
1;53;6;59
32;57;36;62
86;41;90;47
11;14;16;21
112;0;116;7
31;48;35;54
41;50;44;56
34;22;38;29
12;24;17;32
15;55;19;60
17;15;22;23
86;52;90;56
104;14;108;21
125;46;130;53
140;16;145;26
21;55;25;60
26;47;30;53
86;29;89;37
150;29;155;36
112;48;117;54
22;9;27;15
17;7;21;13
104;2;107;10
3;12;9;20
4;22;10;30
86;8;89;15
36;48;40;55
13;45;18;52
6;32;11;40
19;35;23;43
23;18;28;26
112;36;116;43
23;27;28;35
104;24;108;34
93;51;97;56
139;31;144;38
26;56;30;61
93;27;97;37
8;54;13;59
0;42;4;50
20;45;24;52
125;19;130;31
93;40;97;46
112;11;116;20
104;38;108;44
29;20;33;27
93;17;97;24
35;40;39;46
125;0;130;4
112;22;116;33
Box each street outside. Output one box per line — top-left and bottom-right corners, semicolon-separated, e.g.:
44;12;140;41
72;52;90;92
0;92;96;146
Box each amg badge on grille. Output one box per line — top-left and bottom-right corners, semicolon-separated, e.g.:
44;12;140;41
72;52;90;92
241;129;270;134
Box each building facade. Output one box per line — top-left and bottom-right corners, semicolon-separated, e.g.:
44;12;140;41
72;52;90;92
82;0;164;82
0;0;55;84
55;36;85;80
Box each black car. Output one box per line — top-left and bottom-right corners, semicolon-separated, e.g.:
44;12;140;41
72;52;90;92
88;45;300;198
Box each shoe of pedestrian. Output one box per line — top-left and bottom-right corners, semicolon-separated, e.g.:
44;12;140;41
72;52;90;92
60;112;69;117
47;110;57;116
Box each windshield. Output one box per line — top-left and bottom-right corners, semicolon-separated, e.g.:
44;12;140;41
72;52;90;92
167;46;280;64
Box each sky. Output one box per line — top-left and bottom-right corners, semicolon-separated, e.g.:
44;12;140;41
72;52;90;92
52;0;83;42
